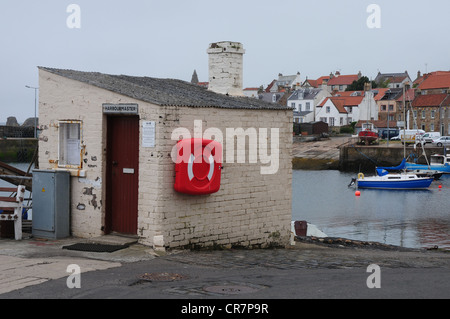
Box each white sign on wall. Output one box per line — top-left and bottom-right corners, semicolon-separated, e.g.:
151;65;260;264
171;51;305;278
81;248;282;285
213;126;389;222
142;121;156;148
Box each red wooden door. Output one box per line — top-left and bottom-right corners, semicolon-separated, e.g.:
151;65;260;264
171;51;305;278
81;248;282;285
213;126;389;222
106;116;139;235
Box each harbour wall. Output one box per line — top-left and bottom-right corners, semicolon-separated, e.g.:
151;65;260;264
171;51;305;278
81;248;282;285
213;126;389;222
339;145;444;172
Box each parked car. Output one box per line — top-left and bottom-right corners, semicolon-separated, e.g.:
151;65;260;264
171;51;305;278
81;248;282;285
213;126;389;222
379;129;399;140
417;132;441;145
432;136;450;147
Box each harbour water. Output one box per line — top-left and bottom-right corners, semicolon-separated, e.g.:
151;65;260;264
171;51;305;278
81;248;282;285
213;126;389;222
292;169;450;251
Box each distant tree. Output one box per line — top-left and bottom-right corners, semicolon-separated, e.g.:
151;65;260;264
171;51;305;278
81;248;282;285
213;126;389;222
346;76;371;91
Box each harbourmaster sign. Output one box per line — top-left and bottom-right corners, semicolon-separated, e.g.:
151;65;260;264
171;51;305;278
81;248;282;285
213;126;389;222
102;103;138;115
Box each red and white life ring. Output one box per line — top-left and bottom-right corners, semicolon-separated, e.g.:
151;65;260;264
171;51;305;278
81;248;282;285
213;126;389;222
174;138;222;195
188;154;215;182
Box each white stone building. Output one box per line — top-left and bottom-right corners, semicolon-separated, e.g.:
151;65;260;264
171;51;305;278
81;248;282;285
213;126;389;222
316;90;378;127
287;88;330;123
36;42;293;250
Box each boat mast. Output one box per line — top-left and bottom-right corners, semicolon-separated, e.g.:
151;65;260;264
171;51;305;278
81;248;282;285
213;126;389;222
403;85;406;159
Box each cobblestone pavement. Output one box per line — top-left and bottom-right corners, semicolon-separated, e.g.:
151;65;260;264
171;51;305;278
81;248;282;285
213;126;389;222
1;236;449;299
163;242;450;271
1;240;449;299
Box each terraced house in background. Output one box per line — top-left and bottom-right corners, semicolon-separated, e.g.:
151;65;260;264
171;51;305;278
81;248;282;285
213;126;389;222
412;71;450;135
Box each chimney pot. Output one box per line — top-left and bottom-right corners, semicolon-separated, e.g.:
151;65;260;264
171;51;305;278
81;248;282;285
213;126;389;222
207;41;245;96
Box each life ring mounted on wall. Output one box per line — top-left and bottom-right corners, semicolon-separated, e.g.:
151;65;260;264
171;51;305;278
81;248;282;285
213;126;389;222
174;138;223;195
188;153;215;182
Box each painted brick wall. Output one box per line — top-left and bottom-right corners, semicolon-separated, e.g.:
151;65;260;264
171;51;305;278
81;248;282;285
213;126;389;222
39;69;293;248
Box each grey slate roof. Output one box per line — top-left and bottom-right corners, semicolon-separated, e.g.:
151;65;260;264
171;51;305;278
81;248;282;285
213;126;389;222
288;88;322;101
39;67;291;110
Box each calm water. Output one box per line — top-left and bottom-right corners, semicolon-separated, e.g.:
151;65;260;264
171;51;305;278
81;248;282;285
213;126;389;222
292;170;450;250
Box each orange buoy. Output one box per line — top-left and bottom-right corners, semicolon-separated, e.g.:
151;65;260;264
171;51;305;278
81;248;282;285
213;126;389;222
355;191;361;196
439;185;442;189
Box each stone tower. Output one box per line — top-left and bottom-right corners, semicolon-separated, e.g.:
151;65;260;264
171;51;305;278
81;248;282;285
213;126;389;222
207;41;245;96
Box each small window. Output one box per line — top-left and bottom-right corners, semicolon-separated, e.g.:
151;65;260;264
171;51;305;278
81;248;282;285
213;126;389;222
59;121;82;168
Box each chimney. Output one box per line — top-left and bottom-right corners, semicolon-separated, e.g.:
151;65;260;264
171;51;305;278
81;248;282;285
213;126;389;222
207;41;245;96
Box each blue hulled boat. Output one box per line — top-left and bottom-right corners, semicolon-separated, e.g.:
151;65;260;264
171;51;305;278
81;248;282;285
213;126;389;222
350;159;434;190
355;172;434;190
405;154;450;174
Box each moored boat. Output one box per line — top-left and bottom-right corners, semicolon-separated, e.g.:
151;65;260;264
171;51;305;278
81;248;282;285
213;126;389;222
355;172;434;190
358;122;379;145
405;153;450;174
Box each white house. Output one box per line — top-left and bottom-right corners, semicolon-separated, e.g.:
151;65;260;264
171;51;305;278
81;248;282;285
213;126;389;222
270;72;302;92
316;90;378;127
243;87;260;98
316;97;349;127
287;88;330;123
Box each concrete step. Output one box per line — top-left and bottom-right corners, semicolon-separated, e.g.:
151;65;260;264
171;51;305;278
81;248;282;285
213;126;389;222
86;234;139;247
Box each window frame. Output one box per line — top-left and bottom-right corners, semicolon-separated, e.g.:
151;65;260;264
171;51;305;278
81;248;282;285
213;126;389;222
58;120;83;169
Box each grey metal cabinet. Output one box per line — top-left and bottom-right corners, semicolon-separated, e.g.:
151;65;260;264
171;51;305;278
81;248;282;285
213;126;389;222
32;170;70;239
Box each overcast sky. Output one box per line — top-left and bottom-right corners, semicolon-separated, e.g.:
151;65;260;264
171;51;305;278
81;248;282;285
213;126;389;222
1;0;449;122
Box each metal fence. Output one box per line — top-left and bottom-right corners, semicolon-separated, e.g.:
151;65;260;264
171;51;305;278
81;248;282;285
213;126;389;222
0;126;35;138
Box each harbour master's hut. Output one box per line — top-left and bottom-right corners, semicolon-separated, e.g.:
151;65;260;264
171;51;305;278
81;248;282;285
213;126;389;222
36;42;293;249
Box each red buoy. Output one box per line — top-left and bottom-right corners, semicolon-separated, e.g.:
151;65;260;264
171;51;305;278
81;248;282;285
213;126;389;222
355;191;361;196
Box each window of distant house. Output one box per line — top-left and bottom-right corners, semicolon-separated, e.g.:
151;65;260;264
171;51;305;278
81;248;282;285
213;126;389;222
339;85;343;91
348;107;352;114
431;123;434;131
326;106;330;113
388;104;394;111
389;115;394;121
381;105;386;111
329;117;335;126
320;117;327;123
421;124;426;131
59;121;82;168
306;102;311;111
431;110;435;119
414;111;417;118
422;110;426;119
